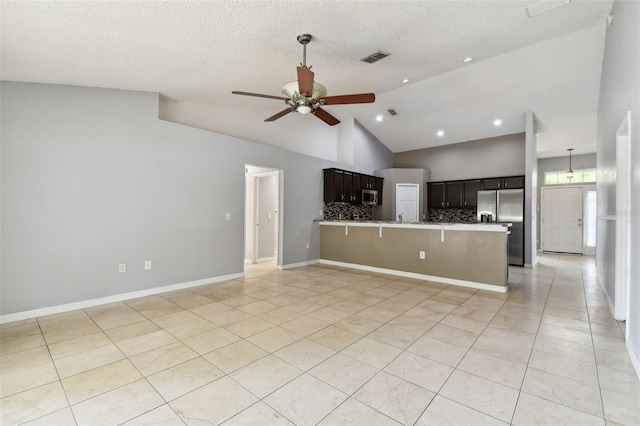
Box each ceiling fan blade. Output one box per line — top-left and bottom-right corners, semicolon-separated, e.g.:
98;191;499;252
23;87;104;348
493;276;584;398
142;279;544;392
297;67;315;96
232;91;289;101
265;108;293;122
320;93;376;105
313;107;340;126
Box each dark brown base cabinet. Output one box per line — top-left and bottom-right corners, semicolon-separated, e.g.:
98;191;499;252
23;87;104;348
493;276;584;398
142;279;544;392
324;168;383;205
428;175;524;210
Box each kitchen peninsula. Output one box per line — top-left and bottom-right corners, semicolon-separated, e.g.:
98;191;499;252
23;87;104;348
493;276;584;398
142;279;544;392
319;221;510;292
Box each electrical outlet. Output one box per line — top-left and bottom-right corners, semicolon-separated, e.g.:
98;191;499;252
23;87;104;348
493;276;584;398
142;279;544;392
118;263;127;273
225;212;231;220
306;242;310;249
419;251;426;260
144;260;152;271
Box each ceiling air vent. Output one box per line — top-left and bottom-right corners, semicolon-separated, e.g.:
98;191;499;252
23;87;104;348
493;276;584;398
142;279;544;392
387;109;398;116
360;51;391;64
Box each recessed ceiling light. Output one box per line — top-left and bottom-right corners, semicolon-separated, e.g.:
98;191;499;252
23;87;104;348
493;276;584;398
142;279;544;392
376;115;384;122
494;119;502;126
436;130;445;137
462;57;474;63
402;78;410;83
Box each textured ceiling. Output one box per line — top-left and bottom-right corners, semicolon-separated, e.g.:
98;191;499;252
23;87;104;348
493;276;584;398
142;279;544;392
1;0;613;159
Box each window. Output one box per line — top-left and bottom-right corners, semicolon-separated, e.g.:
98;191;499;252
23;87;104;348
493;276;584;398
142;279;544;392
544;168;596;185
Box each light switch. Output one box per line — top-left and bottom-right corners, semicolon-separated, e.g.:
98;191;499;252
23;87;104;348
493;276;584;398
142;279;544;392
225;212;231;220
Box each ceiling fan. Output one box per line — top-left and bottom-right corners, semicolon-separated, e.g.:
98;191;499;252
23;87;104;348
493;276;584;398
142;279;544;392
232;34;375;126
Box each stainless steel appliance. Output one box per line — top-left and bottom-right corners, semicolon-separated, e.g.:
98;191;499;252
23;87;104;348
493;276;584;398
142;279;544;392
361;189;378;205
477;189;524;266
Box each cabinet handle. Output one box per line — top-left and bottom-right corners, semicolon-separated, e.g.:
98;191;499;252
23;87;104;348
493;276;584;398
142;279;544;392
447;202;449;207
505;182;508;187
442;202;444;207
341;195;344;201
464;201;467;206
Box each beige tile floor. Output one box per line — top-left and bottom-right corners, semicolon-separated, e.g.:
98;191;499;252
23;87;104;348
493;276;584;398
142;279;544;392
1;255;639;425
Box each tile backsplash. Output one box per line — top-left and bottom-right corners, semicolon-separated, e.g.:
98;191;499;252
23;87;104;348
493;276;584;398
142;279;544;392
323;203;374;220
429;208;477;223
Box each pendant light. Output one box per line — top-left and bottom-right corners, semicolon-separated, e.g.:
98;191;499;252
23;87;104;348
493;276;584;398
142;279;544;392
566;148;574;181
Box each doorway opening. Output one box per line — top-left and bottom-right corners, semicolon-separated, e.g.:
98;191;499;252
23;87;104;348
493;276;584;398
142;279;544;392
396;184;419;223
244;165;284;274
615;111;631;322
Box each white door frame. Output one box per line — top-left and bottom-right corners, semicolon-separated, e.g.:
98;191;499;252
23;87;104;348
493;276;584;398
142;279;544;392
615;111;631;321
245;166;284;268
396;183;419;222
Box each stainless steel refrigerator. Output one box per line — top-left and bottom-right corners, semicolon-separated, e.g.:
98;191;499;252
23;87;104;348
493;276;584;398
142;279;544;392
477;189;524;266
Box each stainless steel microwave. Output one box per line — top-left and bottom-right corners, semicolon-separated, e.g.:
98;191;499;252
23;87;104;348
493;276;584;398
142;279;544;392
362;189;378;205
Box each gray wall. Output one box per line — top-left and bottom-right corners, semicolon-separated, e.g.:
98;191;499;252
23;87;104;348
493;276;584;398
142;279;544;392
596;0;640;368
536;153;597;250
352;120;394;175
0;82;393;315
393;133;526;182
374;169;430;221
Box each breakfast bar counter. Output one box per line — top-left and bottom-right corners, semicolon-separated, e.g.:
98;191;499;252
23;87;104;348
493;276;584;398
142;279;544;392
319;221;510;292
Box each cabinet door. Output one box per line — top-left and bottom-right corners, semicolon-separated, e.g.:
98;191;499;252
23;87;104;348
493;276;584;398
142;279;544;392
445;181;463;208
324;169;339;203
351;173;362;204
428;182;445;208
375;177;384;205
463;180;482;208
362;175;373;189
502;176;524;189
343;171;353;203
483;178;502;190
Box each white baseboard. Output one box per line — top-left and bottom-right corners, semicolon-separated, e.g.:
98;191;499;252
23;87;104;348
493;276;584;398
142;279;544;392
279;259;319;270
318;259;508;293
0;272;244;324
257;256;276;263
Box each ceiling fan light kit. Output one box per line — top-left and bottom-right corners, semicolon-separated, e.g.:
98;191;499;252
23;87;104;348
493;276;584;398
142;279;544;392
232;34;375;126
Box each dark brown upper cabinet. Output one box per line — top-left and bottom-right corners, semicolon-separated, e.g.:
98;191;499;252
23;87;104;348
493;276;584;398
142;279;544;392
427;182;445;208
482;176;525;190
463;180;482;208
445;181;463;208
323;168;383;205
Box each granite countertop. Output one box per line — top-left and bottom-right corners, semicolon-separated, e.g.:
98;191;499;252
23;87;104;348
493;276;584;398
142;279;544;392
320;219;505;225
318;220;511;231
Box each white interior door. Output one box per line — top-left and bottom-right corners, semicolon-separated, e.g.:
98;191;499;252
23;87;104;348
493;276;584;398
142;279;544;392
542;187;583;254
396;184;419;222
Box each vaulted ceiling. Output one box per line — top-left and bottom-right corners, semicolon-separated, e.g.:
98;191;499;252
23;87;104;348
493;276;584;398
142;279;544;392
1;1;613;160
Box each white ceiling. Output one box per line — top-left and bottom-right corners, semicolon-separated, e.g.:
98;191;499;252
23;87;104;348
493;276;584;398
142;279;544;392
1;0;613;160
